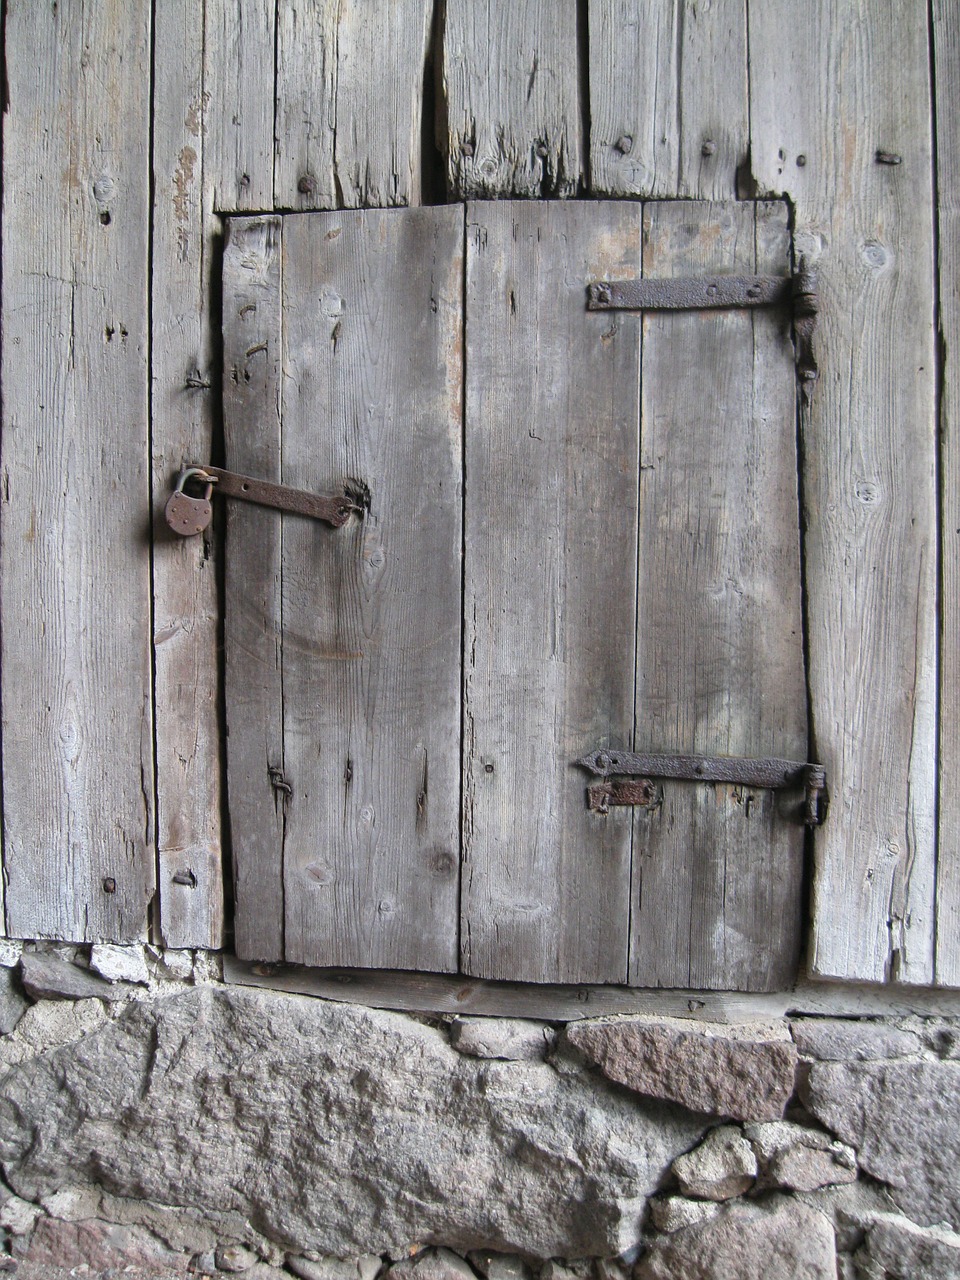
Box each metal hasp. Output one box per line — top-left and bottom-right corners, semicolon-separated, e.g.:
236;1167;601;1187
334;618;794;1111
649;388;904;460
577;749;828;826
165;465;360;537
587;261;820;396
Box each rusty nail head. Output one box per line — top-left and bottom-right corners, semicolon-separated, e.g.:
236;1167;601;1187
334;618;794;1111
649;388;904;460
701;139;717;157
876;150;902;165
173;869;197;887
102;877;116;894
461;140;475;157
297;174;316;194
615;134;633;155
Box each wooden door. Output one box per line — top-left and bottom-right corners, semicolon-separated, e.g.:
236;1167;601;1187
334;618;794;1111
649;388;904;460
223;200;807;990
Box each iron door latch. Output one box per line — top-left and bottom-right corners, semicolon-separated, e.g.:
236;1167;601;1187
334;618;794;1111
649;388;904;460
586;262;820;394
164;465;360;537
577;749;828;826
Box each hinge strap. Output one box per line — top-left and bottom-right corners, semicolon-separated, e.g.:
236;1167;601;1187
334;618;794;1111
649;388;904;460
577;750;827;826
586;261;820;397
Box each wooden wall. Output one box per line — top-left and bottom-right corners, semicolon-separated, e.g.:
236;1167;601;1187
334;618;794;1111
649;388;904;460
0;0;956;987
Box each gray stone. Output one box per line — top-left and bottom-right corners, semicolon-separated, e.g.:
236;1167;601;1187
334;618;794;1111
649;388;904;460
855;1213;960;1279
647;1197;721;1234
450;1018;552;1062
18;1216;188;1274
159;949;196;981
0;986;705;1258
358;1256;383;1280
288;1258;364;1280
19;952;130;1002
89;943;151;986
671;1126;757;1201
0;1195;41;1236
216;1243;258;1272
466;1251;529;1280
389;1251;476;1280
790;1018;922;1061
0;998;108;1070
801;1060;960;1228
634;1199;836;1280
744;1120;857;1191
565;1017;797;1122
0;966;28;1035
0;940;23;968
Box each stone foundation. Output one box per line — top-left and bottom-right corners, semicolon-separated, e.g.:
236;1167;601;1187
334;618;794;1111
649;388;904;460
1;942;959;1279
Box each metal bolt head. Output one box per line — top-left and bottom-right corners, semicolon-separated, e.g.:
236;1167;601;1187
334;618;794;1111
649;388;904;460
701;139;717;157
796;154;807;167
297;174;316;195
615;134;633;155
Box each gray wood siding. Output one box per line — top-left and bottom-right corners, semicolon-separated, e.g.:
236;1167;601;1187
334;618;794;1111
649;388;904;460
750;0;939;985
1;0;155;941
1;0;955;992
628;200;806;991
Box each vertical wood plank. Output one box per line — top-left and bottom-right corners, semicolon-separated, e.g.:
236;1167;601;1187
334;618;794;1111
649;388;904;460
628;200;807;991
0;0;154;940
222;217;285;961
151;0;224;948
275;0;434;212
934;0;960;987
441;0;583;198
206;0;277;212
279;207;463;972
750;1;938;983
588;0;748;200
461;201;641;984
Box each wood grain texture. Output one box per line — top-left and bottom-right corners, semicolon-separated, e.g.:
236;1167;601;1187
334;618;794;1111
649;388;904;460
151;0;224;949
461;201;641;984
588;0;747;200
222;217;285;961
224;955;960;1021
275;0;433;211
934;0;960;987
628;200;807;991
280;207;463;972
750;0;938;984
206;0;276;212
0;0;154;940
441;0;582;198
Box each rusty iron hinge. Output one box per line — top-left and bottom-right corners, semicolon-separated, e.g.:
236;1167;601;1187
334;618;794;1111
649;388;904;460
577;749;827;826
587;261;820;396
164;465;360;537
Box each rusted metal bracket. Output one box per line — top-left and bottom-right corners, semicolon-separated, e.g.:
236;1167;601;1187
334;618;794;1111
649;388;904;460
164;464;360;537
577;749;827;826
586;260;820;397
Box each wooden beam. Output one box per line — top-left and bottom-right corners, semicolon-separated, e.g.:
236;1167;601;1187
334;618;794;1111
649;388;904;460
1;0;154;940
441;0;583;198
151;0;225;948
750;0;938;983
588;0;748;199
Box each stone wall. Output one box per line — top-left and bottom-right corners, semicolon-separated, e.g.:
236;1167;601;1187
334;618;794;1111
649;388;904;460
1;943;959;1279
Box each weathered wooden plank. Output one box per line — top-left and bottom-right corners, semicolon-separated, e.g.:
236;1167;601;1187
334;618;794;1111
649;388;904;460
279;207;463;972
628;200;807;991
934;0;960;988
275;0;433;211
441;0;582;198
461;201;641;984
151;0;224;949
224;955;960;1022
750;1;938;984
206;0;276;212
0;0;154;941
588;0;747;200
222;217;285;960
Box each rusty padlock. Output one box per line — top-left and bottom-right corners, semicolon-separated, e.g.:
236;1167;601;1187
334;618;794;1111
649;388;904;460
164;467;216;536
